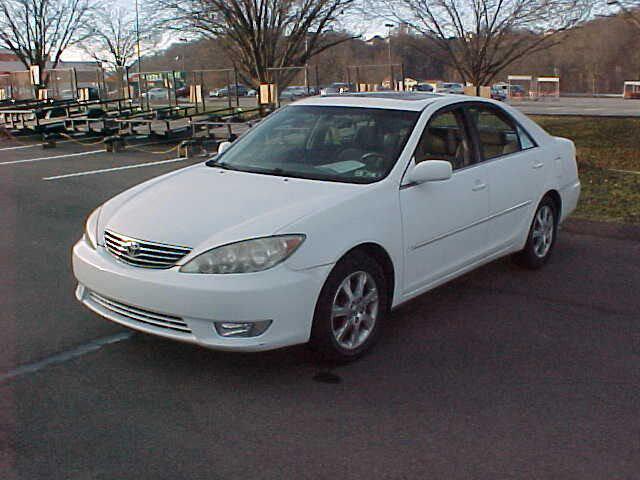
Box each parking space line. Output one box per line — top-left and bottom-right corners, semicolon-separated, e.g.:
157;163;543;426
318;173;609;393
43;157;189;181
0;139;73;151
0;332;133;384
0;149;104;166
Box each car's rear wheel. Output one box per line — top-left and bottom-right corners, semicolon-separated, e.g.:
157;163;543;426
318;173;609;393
514;197;558;269
310;251;389;362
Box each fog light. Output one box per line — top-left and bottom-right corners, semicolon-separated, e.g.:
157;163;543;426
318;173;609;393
214;320;272;338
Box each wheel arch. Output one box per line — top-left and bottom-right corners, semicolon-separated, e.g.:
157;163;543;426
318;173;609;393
340;243;396;307
543;189;562;222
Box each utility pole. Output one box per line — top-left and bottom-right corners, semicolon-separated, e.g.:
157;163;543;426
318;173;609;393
134;0;142;74
179;38;188;73
385;23;394;89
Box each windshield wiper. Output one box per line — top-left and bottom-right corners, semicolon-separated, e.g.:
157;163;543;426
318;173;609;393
205;159;237;170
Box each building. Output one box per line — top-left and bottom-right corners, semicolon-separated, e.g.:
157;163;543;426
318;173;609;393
0;48;101;74
0;49;25;74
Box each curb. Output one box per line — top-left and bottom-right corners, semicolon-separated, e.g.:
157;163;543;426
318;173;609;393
562;218;640;242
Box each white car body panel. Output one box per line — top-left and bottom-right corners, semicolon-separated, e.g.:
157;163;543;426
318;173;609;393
73;93;580;352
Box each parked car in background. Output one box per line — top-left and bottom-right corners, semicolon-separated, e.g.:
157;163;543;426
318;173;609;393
280;86;309;100
209;84;249;97
175;85;189;97
491;83;526;100
141;87;169;101
435;82;465;94
509;84;527;98
413;83;434;92
74;92;580;362
320;82;352;95
491;86;507;101
59;86;101;100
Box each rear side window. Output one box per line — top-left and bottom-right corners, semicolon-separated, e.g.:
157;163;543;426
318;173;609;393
517;124;536;150
467;105;521;160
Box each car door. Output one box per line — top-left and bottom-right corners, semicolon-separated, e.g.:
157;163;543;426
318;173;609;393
464;103;545;251
400;106;490;297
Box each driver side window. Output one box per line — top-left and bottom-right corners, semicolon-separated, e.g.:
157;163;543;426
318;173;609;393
414;109;472;171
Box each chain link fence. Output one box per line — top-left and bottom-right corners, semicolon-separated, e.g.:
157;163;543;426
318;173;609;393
266;66;318;107
46;69;76;100
346;64;406;93
189;69;258;110
10;71;36;100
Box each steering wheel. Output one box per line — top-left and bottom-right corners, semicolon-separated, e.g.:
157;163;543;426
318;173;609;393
360;152;386;171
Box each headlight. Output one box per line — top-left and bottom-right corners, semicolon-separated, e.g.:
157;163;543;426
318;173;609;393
83;207;101;250
180;235;305;274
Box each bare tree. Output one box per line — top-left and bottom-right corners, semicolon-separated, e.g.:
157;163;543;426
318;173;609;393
0;0;96;82
607;0;640;29
384;0;592;93
150;0;357;87
81;7;157;70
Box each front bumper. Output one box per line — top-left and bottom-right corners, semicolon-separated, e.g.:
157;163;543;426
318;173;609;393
72;238;332;352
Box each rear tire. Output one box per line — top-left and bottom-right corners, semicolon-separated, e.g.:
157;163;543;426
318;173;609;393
514;197;558;269
309;251;389;362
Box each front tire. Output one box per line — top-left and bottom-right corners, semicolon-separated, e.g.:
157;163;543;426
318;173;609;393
310;251;389;362
514;197;558;269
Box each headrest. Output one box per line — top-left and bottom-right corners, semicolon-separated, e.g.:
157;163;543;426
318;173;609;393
355;125;379;150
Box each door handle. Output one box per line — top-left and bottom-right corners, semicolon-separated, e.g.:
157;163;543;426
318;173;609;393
532;162;544;169
472;182;487;191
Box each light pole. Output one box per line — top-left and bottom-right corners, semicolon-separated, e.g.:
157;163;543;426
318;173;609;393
385;23;394;89
134;0;142;74
134;0;145;106
179;37;188;73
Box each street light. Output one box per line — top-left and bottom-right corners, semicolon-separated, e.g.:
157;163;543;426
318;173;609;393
385;23;394;65
385;23;394;90
179;37;188;73
134;0;142;74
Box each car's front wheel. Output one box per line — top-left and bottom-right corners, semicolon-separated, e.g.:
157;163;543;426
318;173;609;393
310;251;389;362
514;196;558;269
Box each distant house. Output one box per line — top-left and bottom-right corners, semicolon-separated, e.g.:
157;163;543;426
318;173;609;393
58;60;102;71
0;49;101;74
365;36;386;47
0;49;25;74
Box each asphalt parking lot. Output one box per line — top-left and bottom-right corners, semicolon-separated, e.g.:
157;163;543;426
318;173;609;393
1;136;639;479
511;96;640;117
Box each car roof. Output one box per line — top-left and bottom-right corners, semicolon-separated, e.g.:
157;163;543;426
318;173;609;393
293;92;475;111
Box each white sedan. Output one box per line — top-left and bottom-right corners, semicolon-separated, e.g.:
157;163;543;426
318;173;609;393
141;88;169;100
73;93;580;361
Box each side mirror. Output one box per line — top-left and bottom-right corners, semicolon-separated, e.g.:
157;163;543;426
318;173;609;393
217;141;232;154
406;160;452;185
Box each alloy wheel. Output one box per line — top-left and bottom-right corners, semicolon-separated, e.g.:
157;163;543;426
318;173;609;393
330;271;379;350
532;205;554;258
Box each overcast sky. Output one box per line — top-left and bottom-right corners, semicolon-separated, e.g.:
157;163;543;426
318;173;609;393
62;1;388;62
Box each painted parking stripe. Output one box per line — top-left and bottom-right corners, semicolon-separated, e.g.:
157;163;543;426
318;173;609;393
43;157;188;181
0;149;104;166
0;141;180;167
0;139;73;151
0;332;133;384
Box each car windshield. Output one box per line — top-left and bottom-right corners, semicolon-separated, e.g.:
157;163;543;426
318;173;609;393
208;105;419;184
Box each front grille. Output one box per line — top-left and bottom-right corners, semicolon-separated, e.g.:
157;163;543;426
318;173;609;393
104;229;191;269
88;291;192;333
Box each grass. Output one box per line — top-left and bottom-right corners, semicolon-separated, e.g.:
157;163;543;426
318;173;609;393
531;115;640;225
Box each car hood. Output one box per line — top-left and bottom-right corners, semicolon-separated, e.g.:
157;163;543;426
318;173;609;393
98;163;362;252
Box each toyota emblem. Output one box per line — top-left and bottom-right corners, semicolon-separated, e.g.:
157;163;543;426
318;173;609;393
123;241;141;257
